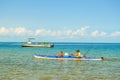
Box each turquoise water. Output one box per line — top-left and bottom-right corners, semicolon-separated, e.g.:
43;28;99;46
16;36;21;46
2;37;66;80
0;42;120;80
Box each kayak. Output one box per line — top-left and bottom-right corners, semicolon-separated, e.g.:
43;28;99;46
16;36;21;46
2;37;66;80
34;54;104;61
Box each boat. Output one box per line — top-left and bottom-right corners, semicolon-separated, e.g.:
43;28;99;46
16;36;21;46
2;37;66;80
34;54;104;61
21;38;54;48
21;43;54;48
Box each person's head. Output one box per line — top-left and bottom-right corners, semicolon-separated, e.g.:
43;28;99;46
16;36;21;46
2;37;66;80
60;51;63;53
101;57;104;60
76;50;80;52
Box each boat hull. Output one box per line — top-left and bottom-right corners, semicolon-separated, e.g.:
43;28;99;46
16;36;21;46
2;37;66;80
34;54;103;61
21;44;54;48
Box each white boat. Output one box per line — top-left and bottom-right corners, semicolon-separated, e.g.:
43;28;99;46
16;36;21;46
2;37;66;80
21;38;54;48
21;43;54;48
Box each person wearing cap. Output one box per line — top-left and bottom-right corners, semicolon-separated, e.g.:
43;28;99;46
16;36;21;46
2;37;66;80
75;50;82;58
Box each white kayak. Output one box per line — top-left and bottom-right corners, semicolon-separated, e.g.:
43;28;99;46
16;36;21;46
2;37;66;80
34;54;104;61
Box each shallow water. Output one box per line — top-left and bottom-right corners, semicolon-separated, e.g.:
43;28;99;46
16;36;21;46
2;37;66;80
0;42;120;80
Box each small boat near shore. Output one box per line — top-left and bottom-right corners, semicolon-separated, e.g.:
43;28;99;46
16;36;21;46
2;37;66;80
34;54;104;61
21;38;54;48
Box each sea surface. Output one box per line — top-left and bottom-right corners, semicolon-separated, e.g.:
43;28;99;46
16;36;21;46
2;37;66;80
0;42;120;80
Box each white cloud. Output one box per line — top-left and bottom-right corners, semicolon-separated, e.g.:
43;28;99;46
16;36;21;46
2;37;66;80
35;26;89;38
0;27;9;34
91;30;99;37
14;27;27;35
0;26;119;40
35;29;62;37
35;29;46;36
110;31;120;37
100;32;107;36
0;27;31;36
72;26;89;36
91;30;107;37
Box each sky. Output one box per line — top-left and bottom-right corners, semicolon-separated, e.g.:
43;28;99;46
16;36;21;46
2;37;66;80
0;0;120;42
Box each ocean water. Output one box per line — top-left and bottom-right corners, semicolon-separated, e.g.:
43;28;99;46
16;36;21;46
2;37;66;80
0;42;120;80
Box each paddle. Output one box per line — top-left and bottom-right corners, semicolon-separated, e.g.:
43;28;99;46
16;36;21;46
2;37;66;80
83;50;90;57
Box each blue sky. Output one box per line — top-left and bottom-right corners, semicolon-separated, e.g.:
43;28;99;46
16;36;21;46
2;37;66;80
0;0;120;42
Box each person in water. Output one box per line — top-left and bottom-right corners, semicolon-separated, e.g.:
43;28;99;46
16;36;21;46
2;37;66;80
59;51;63;57
75;50;82;58
101;57;104;61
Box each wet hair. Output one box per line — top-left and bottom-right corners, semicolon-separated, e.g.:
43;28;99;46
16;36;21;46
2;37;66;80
101;57;104;60
60;51;63;53
76;50;80;52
